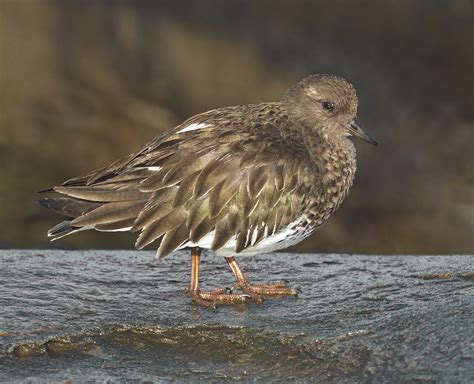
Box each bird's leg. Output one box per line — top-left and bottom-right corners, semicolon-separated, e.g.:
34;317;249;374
187;248;251;308
225;256;298;301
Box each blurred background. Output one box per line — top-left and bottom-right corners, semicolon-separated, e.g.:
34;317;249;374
0;0;472;254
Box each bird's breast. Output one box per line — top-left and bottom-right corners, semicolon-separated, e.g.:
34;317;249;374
305;141;357;228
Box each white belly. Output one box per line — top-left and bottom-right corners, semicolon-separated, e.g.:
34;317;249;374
180;215;315;256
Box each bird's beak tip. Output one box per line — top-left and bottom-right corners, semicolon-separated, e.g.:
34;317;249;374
347;120;378;146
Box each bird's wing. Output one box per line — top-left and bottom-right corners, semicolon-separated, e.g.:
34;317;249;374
58;110;219;187
129;138;315;258
46;107;315;257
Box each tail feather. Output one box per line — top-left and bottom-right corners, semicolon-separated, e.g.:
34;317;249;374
47;220;92;241
38;196;144;241
37;198;100;218
38;175;150;241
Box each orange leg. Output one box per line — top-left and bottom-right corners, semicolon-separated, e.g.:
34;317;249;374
225;256;298;302
187;248;251;308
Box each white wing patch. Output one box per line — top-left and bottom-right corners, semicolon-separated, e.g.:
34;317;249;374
147;166;162;171
96;226;133;233
177;122;210;134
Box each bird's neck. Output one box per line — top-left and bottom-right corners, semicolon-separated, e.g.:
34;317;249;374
279;106;357;192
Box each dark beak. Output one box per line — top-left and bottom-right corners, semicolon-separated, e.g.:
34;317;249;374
347;120;378;146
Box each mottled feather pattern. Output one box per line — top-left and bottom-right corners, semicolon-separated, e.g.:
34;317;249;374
40;88;359;257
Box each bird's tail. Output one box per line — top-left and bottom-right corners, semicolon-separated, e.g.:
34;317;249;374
37;189;148;240
46;219;92;241
37;197;100;240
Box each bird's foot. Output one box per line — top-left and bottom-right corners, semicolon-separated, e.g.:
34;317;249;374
233;280;298;301
187;288;251;309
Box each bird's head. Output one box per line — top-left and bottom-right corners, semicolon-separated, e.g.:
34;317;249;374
283;74;377;146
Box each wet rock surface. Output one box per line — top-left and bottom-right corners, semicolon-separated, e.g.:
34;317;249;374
0;250;473;382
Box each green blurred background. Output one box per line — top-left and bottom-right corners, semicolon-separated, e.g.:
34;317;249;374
0;0;473;254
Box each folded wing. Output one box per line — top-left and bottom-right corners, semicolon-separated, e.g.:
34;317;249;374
39;109;315;257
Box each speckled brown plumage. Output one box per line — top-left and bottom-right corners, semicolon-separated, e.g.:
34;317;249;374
38;74;377;306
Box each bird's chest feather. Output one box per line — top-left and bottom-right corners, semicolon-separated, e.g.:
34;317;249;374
304;141;357;228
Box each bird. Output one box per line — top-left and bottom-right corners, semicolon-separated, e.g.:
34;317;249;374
38;74;377;308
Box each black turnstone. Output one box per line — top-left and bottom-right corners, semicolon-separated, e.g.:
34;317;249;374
39;74;377;307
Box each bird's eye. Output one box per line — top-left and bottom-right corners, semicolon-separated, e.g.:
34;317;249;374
322;101;335;112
